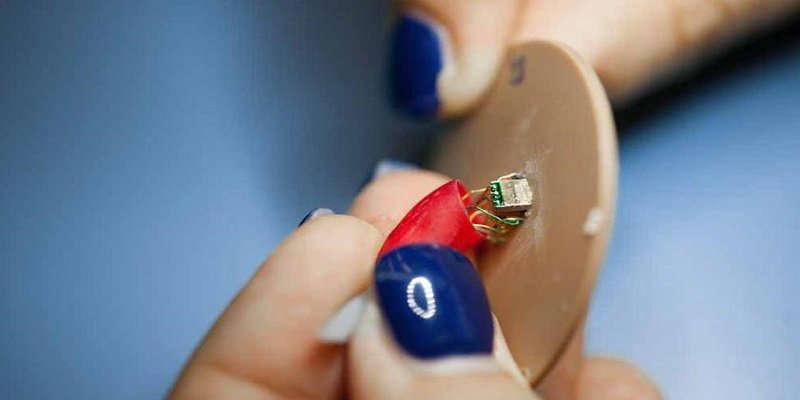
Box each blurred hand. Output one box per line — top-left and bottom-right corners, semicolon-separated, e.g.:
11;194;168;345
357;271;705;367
170;169;659;400
388;0;800;118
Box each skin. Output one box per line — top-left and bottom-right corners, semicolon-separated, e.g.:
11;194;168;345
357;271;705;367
172;1;800;397
409;0;800;115
171;170;659;399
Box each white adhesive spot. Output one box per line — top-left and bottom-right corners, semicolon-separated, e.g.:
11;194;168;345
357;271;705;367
582;207;604;236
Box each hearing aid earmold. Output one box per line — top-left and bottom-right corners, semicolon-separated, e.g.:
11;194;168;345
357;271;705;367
432;40;618;385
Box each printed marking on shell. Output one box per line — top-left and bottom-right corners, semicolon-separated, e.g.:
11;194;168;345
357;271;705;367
406;277;437;319
583;207;604;236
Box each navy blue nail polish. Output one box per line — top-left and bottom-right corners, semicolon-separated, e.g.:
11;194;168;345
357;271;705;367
298;208;334;227
389;15;443;119
374;243;494;359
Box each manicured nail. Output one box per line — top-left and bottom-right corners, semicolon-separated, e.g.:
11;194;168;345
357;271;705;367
318;292;369;343
374;243;494;359
298;208;334;227
359;159;419;190
389;14;444;119
373;159;418;178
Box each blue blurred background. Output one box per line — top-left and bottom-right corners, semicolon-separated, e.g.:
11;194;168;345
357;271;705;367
0;2;798;399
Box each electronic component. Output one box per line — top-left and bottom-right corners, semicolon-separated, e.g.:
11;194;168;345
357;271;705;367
463;173;533;243
378;174;533;256
321;174;532;343
490;177;533;212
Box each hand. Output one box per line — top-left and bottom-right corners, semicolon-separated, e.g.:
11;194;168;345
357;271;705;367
388;0;800;118
170;168;659;399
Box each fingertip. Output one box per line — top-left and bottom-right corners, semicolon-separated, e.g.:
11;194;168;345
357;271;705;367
297;207;334;227
351;169;451;236
388;1;522;120
358;159;420;193
389;13;445;119
266;214;384;307
177;214;385;399
349;298;538;400
374;244;494;359
291;214;383;255
577;357;662;400
356;168;451;202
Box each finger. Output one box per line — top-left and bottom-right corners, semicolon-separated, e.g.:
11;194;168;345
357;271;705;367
350;168;483;271
514;0;800;104
350;169;521;372
388;0;523;118
171;213;383;400
314;167;465;345
533;317;661;400
349;244;537;400
350;168;451;236
350;302;537;400
576;357;661;400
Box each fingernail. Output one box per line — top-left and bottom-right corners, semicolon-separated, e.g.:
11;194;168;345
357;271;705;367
359;159;419;190
298;208;334;227
318;291;369;343
374;243;494;359
373;159;418;178
389;14;444;119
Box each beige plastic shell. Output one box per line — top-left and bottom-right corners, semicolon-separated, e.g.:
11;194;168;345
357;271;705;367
431;41;618;385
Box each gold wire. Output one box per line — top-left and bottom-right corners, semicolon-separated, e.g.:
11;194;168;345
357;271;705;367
473;224;501;234
497;172;521;181
463;173;528;243
462;188;488;203
469;210;482;222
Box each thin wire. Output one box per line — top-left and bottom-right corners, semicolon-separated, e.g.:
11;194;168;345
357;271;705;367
461;188;488;202
470;206;524;226
497;172;521;181
462;173;529;243
472;223;500;233
469;210;481;222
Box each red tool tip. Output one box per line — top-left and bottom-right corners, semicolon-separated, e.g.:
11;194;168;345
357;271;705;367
378;180;486;258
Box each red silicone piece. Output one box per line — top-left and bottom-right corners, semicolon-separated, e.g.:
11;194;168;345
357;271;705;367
378;180;486;258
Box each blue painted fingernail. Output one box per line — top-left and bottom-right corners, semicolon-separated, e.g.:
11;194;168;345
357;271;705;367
374;243;494;359
389;15;443;119
298;208;334;227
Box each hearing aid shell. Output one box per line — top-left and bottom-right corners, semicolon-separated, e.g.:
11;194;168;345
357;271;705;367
431;41;618;385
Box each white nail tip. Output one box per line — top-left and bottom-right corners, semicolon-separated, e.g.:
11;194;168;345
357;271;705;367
372;159;418;179
318;292;369;343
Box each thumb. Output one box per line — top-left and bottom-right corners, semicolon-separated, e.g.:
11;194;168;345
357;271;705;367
348;244;537;400
388;0;522;119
